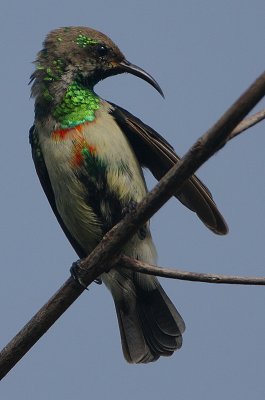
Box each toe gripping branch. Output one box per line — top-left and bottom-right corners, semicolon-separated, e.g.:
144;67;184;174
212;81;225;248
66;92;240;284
70;259;102;290
70;201;146;289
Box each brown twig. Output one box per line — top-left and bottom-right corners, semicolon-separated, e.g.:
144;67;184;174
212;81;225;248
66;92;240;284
229;108;265;140
1;71;265;380
121;256;265;285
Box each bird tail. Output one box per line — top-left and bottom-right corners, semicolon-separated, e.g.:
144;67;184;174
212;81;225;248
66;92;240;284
112;274;185;363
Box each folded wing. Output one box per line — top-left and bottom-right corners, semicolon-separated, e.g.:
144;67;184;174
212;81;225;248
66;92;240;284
109;103;228;235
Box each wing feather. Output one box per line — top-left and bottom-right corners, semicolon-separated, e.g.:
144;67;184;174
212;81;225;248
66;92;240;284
109;103;228;235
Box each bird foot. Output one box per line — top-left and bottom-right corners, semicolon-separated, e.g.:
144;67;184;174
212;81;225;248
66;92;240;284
70;260;89;290
70;260;102;288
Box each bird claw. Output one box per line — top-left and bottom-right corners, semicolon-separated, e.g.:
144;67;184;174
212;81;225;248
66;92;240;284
70;260;89;290
70;260;102;288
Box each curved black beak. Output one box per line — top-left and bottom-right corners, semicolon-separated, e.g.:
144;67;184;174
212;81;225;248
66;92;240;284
118;59;164;98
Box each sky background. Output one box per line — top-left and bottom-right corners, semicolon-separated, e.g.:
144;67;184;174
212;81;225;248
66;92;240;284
1;1;265;399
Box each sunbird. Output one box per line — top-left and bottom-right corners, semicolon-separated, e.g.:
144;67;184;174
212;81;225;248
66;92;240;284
30;27;227;363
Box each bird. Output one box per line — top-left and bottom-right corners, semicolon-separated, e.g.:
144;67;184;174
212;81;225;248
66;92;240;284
30;26;228;363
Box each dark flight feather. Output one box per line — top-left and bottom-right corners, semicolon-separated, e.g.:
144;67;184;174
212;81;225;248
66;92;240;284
109;103;228;235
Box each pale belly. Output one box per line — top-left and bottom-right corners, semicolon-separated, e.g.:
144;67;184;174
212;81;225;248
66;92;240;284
37;102;156;263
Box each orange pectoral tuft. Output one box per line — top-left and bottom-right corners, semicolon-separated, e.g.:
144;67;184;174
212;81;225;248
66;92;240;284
72;148;83;167
71;140;97;168
88;144;96;154
51;123;97;168
52;123;84;141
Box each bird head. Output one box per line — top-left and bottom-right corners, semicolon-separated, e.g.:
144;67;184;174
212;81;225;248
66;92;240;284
31;26;163;100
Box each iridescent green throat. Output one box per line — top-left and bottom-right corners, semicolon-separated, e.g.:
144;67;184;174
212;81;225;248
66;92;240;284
52;81;100;128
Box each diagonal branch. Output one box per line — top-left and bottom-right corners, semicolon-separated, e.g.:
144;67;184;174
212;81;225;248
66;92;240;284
122;256;265;285
1;71;265;380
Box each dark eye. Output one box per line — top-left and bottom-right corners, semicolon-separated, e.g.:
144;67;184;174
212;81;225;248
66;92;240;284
96;45;109;57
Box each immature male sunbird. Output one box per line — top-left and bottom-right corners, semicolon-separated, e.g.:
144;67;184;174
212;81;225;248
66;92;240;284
30;27;228;363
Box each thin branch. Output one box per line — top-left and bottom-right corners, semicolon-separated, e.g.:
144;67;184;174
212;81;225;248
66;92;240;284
1;70;265;380
229;108;265;140
121;256;265;285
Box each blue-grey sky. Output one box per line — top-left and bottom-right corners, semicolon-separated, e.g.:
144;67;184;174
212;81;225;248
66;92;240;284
1;1;265;399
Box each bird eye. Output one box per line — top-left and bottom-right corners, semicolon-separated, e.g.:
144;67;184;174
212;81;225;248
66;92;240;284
96;44;109;57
